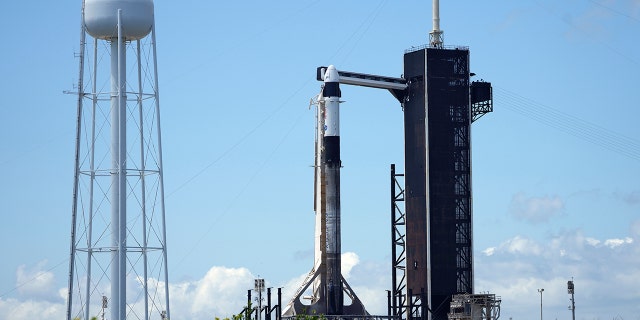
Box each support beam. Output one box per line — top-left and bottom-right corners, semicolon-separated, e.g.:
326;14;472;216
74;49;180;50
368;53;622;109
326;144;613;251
317;66;407;102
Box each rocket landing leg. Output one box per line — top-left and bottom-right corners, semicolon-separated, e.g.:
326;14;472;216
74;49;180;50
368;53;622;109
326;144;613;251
283;264;368;316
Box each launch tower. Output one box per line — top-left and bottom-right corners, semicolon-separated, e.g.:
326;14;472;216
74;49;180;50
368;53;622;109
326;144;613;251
392;2;493;319
402;45;474;319
66;1;170;319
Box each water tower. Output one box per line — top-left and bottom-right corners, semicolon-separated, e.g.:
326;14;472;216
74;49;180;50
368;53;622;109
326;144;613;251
66;1;170;319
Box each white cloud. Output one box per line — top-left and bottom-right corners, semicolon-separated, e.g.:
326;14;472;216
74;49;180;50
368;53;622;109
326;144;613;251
2;265;257;320
603;237;633;248
486;235;542;257
340;257;388;315
5;232;640;320
482;247;496;256
476;229;640;319
0;298;65;320
165;252;384;319
341;252;359;279
505;236;542;255
584;236;633;249
173;266;254;318
509;192;564;224
14;261;58;302
585;237;601;246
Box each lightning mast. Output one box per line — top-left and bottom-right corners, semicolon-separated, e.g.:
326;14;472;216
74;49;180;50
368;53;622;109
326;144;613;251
429;0;444;48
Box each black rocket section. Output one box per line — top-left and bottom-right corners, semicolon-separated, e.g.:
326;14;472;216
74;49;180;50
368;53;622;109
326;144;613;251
323;81;341;98
324;136;340;167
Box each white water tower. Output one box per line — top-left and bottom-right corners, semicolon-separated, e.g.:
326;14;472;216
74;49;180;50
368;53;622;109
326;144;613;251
66;1;170;319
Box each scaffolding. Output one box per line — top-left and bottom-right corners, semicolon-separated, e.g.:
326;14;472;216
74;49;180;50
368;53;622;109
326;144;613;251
447;294;501;320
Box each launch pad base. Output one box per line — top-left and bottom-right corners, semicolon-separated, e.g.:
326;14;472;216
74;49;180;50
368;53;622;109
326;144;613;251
283;264;368;316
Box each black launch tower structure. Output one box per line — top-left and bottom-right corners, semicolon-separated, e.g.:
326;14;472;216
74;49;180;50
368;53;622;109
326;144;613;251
395;45;492;320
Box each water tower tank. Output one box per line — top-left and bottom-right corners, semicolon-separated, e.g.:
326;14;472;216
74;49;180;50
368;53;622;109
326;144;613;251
84;0;154;40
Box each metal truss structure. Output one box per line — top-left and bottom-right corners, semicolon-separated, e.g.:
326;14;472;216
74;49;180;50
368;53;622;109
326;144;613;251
391;164;407;319
448;294;501;320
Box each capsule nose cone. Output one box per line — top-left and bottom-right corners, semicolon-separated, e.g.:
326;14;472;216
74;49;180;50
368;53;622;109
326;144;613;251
324;65;340;83
322;65;341;98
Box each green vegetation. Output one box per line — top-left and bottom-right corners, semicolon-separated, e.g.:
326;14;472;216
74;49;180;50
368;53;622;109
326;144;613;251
292;310;327;320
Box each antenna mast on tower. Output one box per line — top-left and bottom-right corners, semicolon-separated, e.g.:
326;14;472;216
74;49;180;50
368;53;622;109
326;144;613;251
429;0;444;48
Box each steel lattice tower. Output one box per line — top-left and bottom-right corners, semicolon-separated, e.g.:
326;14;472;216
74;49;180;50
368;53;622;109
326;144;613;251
66;1;170;319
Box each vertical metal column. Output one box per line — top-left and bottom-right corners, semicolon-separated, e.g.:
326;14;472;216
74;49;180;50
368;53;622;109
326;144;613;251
110;12;127;319
448;51;473;296
391;164;407;319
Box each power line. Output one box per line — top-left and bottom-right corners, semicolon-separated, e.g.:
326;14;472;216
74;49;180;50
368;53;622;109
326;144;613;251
533;0;639;66
495;86;640;162
168;0;392;268
336;0;389;66
0;259;68;299
167;1;391;198
173;104;309;269
588;0;640;23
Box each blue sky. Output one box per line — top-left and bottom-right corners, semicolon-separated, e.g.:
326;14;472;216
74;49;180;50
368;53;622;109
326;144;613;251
1;1;639;319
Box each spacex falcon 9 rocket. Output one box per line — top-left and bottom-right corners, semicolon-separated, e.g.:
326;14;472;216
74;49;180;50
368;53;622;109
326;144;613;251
284;65;367;316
